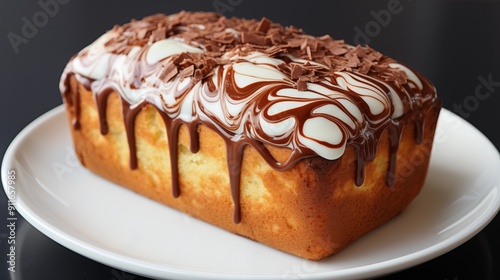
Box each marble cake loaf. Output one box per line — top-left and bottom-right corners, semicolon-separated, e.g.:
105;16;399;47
60;11;441;260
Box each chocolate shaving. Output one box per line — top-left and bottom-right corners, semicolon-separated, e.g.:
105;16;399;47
371;63;388;72
160;61;178;82
212;31;235;44
265;45;286;56
241;32;267;46
137;28;148;40
178;65;195;80
288;38;304;48
296;79;307;91
103;11;411;88
151;26;167;42
290;64;304;80
256;17;272;33
358;62;372;75
300;39;308;51
193;69;203;83
266;33;282;45
306;46;312;60
330;47;348;56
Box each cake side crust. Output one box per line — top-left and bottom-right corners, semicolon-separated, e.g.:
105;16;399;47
65;77;440;260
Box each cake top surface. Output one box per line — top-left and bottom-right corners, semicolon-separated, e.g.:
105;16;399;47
60;11;437;164
97;12;408;86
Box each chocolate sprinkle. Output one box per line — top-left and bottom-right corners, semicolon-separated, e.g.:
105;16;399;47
99;11;412;91
159;61;178;82
256;17;272;33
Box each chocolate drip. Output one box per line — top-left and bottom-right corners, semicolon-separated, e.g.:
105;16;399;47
118;100;201;198
386;122;403;187
72;91;81;130
187;122;201;153
62;65;436;224
352;129;378;187
225;140;246;224
354;147;366;186
121;100;145;170
95;89;114;134
64;75;81;130
158;114;183;198
413;119;424;144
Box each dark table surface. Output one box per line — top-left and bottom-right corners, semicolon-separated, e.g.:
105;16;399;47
1;1;499;279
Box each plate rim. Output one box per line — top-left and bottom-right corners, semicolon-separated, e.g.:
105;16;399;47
2;105;500;280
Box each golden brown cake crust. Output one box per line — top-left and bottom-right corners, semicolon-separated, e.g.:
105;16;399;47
65;75;440;260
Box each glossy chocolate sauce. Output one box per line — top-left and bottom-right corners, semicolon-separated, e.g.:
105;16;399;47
60;12;439;224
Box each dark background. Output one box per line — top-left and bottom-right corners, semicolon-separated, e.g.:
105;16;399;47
1;0;499;279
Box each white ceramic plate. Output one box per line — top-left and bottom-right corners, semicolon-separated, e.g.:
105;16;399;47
2;106;500;280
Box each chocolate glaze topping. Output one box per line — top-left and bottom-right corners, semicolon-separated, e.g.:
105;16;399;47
60;11;439;223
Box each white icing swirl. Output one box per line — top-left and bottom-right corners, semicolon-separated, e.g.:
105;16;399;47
61;35;427;161
146;39;203;64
